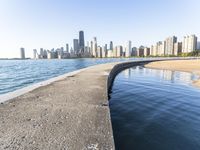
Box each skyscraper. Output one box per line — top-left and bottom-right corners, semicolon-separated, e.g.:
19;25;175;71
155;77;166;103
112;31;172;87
174;42;182;55
97;46;102;58
125;41;132;57
92;37;97;57
79;31;85;53
164;36;177;55
116;46;123;57
20;47;25;59
110;41;113;50
73;39;79;54
182;35;197;53
66;44;69;53
33;49;37;59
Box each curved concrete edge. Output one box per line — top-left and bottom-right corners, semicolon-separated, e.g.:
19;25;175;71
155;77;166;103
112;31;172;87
0;65;98;103
1;57;197;104
107;58;197;96
0;70;79;103
107;60;159;95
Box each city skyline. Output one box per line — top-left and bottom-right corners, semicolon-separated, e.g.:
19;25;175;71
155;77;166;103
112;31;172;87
0;0;200;58
32;30;199;59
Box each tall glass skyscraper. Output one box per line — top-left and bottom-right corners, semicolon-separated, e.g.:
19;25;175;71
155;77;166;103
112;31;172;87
73;39;79;54
79;31;85;53
20;47;25;59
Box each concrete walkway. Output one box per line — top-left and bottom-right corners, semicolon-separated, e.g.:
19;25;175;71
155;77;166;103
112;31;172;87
0;62;119;150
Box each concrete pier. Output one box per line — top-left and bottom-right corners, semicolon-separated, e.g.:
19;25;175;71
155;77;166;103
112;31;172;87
0;62;120;150
0;58;191;150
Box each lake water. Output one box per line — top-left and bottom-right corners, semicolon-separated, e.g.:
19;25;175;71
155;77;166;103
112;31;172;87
109;66;200;150
0;58;143;95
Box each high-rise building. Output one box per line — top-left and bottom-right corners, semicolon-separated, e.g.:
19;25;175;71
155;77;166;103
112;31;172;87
113;46;117;57
131;47;137;56
137;46;145;57
66;44;69;53
116;46;123;57
47;50;53;59
79;31;85;53
20;48;25;59
33;49;37;59
102;45;107;58
144;47;150;57
157;41;165;56
125;41;132;57
197;42;200;50
104;44;108;57
97;46;102;58
110;41;113;50
73;39;79;54
165;36;177;55
107;50;113;58
92;37;97;57
174;42;182;55
182;35;197;53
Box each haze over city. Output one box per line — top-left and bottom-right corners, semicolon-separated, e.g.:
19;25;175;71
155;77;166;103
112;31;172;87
0;0;200;58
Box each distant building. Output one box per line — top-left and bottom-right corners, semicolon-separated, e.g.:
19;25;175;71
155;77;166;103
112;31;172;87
197;42;200;50
92;37;97;57
110;41;113;50
165;36;177;55
116;46;123;57
20;48;25;59
113;46;117;57
182;35;197;53
125;41;132;57
156;41;165;56
40;48;43;58
131;47;137;56
104;44;108;57
97;46;102;58
144;47;150;57
33;49;38;59
79;31;85;53
102;45;107;58
73;39;79;54
107;50;113;58
47;50;53;59
137;46;145;57
66;44;69;53
174;42;182;55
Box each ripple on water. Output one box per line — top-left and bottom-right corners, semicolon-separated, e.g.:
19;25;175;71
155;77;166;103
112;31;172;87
109;66;200;150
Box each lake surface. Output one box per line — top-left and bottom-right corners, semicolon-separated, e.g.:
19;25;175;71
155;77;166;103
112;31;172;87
109;66;200;150
0;58;142;95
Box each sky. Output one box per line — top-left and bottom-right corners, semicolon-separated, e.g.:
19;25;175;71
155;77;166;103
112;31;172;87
0;0;200;58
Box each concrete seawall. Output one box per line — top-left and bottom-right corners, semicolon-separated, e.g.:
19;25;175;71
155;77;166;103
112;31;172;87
107;60;161;94
107;57;198;94
0;62;121;150
0;58;194;150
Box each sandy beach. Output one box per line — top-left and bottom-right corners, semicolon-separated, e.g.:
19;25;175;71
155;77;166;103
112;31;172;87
145;59;200;87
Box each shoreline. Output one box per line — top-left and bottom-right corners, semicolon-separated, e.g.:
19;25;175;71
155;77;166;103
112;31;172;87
0;68;85;103
145;60;200;88
0;61;123;149
1;59;200;149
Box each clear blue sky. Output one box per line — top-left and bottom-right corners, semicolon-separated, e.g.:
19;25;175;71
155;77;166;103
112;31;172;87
0;0;199;58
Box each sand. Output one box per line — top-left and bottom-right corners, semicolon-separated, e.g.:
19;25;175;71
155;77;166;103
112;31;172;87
145;59;200;87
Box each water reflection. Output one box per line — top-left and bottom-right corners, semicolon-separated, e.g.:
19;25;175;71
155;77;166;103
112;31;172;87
109;66;200;150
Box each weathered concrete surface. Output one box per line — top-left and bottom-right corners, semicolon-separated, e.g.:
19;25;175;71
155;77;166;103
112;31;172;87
0;58;194;150
0;62;119;150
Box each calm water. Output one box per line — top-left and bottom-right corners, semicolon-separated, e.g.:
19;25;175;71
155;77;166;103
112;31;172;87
109;66;200;150
0;58;142;95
